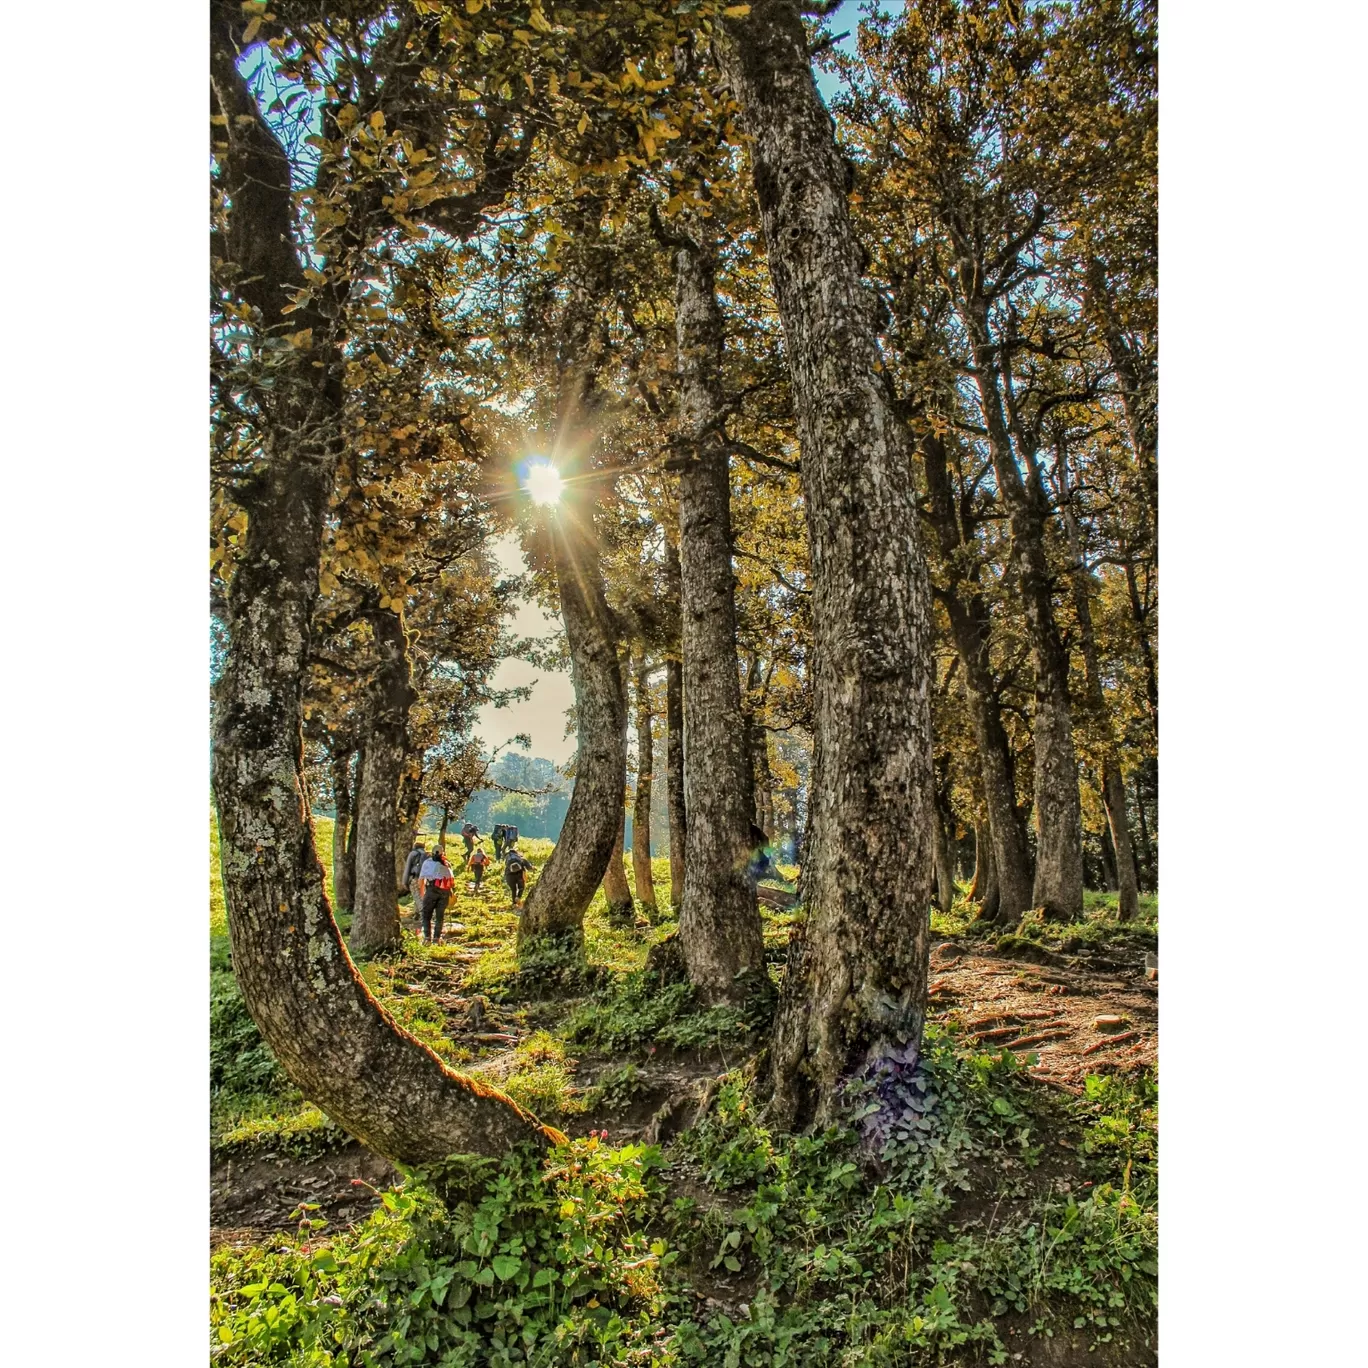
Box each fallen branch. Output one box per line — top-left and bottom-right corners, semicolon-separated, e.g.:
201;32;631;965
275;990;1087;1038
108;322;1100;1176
972;1025;1021;1042
1008;1029;1072;1050
1082;1030;1142;1055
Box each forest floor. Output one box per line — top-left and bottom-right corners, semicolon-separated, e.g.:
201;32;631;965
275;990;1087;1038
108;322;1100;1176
210;817;1158;1366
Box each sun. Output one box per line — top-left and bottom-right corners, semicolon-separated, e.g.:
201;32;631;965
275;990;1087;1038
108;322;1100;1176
524;460;565;507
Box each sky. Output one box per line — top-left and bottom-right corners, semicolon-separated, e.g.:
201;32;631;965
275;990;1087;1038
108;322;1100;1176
474;534;577;765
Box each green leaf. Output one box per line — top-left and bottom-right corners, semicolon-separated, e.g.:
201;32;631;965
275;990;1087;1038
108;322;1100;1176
491;1255;522;1282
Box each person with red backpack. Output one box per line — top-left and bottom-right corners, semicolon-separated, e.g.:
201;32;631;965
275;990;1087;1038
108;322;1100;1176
468;842;491;891
417;847;455;944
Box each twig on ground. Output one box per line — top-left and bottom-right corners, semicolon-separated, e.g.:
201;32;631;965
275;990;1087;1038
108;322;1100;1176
1082;1030;1142;1055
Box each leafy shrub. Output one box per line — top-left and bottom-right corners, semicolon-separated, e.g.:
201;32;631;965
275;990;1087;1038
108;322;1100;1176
210;971;287;1101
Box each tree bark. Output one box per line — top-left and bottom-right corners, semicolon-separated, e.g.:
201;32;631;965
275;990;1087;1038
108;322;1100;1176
520;511;626;946
601;802;634;926
395;757;423;892
209;13;555;1164
631;649;658;916
665;652;687;910
721;1;937;1127
921;433;1034;921
330;748;355;912
933;807;955;915
350;606;415;957
971;821;1000;922
670;228;766;1002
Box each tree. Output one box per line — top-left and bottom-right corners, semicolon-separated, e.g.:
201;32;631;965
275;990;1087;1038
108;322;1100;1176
630;647;659;917
210;0;571;1161
719;0;938;1128
669;221;766;1000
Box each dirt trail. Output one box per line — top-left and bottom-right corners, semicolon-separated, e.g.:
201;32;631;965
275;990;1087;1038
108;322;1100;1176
210;929;1155;1245
927;936;1157;1093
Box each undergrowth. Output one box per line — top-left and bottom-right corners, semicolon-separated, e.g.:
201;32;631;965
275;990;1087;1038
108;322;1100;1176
210;1026;1157;1365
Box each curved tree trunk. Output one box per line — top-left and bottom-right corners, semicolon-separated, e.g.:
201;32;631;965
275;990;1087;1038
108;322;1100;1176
671;228;765;1002
631;649;658;917
330;747;356;912
666;652;687;910
351;606;414;957
209;14;556;1165
721;1;937;1127
518;509;626;948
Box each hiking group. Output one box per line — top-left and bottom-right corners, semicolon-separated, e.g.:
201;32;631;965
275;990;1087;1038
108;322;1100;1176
401;824;534;945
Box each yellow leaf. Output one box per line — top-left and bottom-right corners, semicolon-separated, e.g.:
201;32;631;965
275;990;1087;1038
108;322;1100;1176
723;4;751;16
465;0;483;12
242;15;263;43
523;73;535;95
577;113;589;135
370;110;385;132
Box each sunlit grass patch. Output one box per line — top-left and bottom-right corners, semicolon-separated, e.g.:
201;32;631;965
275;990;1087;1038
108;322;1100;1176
496;1031;586;1118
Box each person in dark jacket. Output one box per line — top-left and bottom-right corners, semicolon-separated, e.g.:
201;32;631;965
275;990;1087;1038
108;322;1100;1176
492;825;507;860
461;823;478;859
504;849;531;907
417;848;454;944
402;840;426;914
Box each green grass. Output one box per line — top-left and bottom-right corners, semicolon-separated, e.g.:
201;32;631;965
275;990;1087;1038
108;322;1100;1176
210;807;1157;1363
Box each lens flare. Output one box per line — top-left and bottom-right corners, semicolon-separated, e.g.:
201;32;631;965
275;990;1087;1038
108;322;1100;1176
525;461;565;507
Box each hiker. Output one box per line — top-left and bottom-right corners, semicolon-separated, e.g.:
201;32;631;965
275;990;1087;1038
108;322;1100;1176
504;848;530;907
461;822;478;859
417;847;455;944
402;838;425;914
469;842;491;891
491;824;506;860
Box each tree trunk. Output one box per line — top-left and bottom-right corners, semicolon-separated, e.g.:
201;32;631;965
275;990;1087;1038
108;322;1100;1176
437;804;450;857
921;433;1034;921
970;821;1000;923
721;2;937;1127
666;652;687;910
933;808;955;915
1055;448;1140;922
1085;258;1157;546
670;228;766;1002
602;803;635;926
331;748;355;912
519;512;627;948
395;757;423;893
208;11;553;1165
961;299;1083;921
350;607;414;957
343;745;361;910
1099;811;1119;891
631;649;658;917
